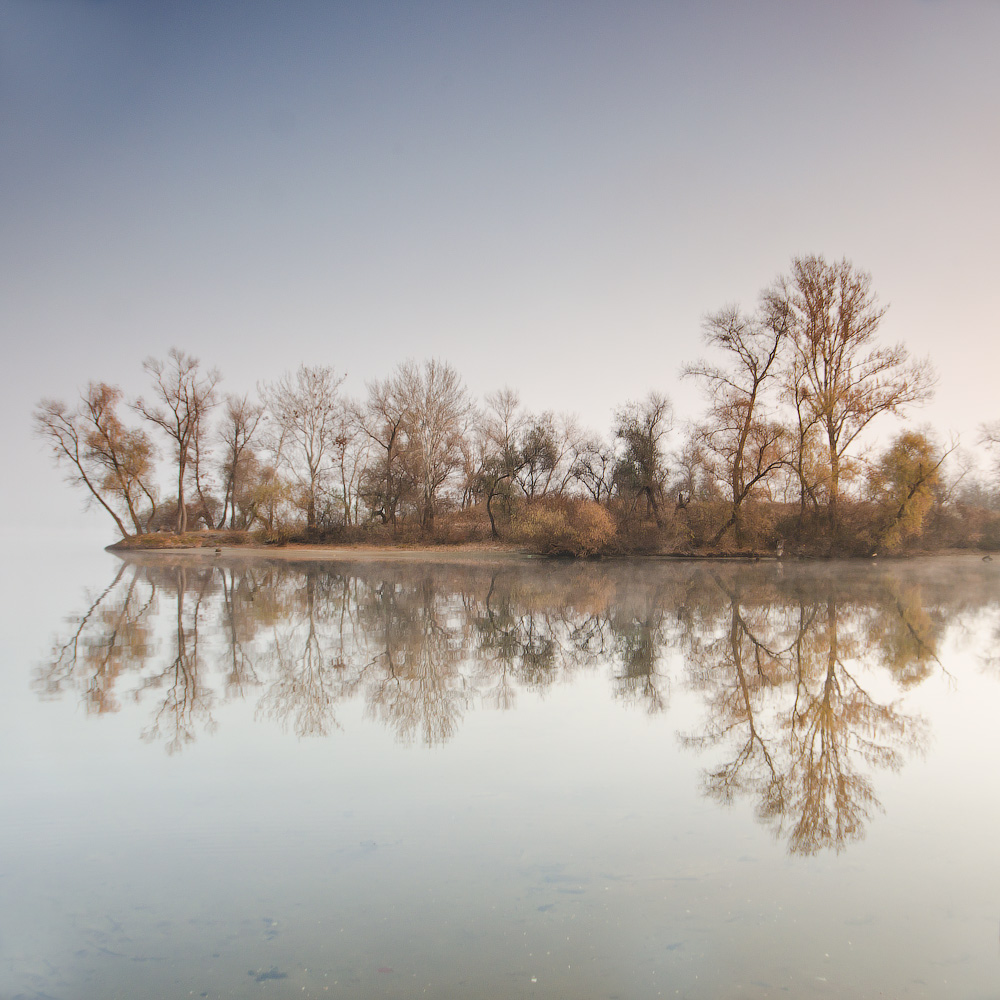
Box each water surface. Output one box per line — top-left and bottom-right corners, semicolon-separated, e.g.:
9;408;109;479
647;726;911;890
4;551;1000;998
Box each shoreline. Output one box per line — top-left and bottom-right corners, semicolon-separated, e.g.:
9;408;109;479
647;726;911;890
107;542;540;564
103;538;991;564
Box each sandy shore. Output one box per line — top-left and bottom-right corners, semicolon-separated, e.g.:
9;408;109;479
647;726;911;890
107;542;541;564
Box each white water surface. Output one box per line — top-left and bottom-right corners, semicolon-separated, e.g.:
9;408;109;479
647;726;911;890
2;550;999;999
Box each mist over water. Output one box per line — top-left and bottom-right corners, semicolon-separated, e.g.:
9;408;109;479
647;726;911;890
5;552;1000;998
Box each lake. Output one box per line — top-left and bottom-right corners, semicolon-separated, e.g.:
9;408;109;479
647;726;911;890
3;550;999;999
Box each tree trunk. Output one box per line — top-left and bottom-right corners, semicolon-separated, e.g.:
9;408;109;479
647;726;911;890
827;436;840;545
711;510;738;547
645;486;663;528
176;458;187;533
486;487;499;539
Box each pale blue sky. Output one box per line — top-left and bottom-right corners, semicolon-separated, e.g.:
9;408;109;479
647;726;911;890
4;0;999;542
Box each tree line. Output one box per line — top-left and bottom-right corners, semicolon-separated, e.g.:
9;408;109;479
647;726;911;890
34;254;1000;555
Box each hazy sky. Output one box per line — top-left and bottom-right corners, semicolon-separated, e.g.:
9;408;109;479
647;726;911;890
4;0;999;543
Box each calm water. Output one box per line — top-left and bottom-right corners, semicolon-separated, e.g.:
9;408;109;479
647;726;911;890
3;550;1000;999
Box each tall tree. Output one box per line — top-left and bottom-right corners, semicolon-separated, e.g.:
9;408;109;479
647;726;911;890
357;374;411;528
216;393;265;529
35;383;158;537
474;389;527;538
260;365;345;531
777;256;934;537
330;398;369;527
783;348;827;522
187;406;219;529
613;392;672;526
685;298;790;544
134;349;221;534
394;359;472;529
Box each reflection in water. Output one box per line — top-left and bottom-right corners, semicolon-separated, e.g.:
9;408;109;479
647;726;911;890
681;570;935;853
37;555;994;853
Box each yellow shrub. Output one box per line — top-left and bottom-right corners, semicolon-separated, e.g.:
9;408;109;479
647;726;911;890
514;499;616;556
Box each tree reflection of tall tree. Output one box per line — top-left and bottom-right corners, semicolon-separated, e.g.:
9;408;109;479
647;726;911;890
216;565;263;699
255;569;354;737
35;562;157;714
358;571;471;746
682;571;799;828
784;592;929;855
470;574;561;710
605;586;675;713
138;564;218;754
470;575;522;711
684;569;929;854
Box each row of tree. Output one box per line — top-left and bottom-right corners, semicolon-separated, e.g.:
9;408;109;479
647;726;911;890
34;254;1000;553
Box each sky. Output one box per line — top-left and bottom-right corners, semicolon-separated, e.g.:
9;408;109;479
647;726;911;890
3;0;999;545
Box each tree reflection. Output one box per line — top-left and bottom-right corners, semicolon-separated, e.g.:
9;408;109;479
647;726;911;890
353;573;471;745
37;562;156;715
217;565;263;699
605;596;672;712
470;574;561;708
137;564;218;753
682;572;797;828
37;554;985;853
255;572;351;736
682;568;931;854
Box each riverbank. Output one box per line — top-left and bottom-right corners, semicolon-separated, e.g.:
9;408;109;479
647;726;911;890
104;530;986;562
108;539;535;564
102;494;1000;561
106;529;792;562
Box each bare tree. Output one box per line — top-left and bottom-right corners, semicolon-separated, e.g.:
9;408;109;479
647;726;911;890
35;383;158;537
330;398;370;527
134;349;221;534
187;408;219;529
776;256;935;536
357;374;411;527
217;394;265;529
394;359;472;529
571;435;617;503
685;299;790;544
473;389;529;537
516;413;561;498
783;347;827;521
474;391;585;510
260;365;345;531
981;421;1000;450
670;430;712;504
513;412;584;499
979;421;1000;499
613;392;673;526
484;387;522;456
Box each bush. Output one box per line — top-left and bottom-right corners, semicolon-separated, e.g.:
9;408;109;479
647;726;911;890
513;498;616;557
252;526;296;546
676;499;728;549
